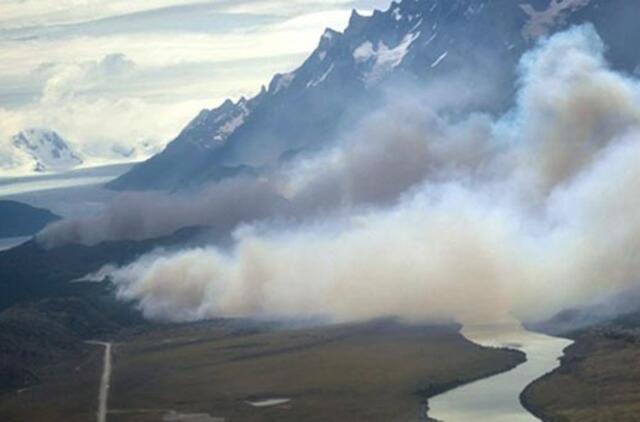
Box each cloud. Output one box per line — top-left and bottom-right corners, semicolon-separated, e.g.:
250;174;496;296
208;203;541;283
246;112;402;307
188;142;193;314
37;177;287;248
36;67;498;245
0;53;207;170
46;25;640;326
0;0;383;30
39;53;135;103
0;1;392;168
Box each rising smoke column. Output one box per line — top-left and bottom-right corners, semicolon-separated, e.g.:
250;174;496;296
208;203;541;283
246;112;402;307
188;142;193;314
100;25;640;324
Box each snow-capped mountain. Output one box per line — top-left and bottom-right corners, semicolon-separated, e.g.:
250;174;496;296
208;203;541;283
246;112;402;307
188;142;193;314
110;0;640;191
11;129;83;173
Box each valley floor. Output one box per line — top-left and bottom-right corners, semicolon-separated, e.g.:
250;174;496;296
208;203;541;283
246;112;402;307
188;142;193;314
0;342;104;422
0;319;522;422
522;322;640;422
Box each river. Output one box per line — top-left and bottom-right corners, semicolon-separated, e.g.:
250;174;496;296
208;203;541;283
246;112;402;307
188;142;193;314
428;321;572;422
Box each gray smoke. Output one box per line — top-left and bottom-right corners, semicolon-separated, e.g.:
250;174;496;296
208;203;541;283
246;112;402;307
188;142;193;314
37;177;286;248
73;26;640;324
36;93;494;248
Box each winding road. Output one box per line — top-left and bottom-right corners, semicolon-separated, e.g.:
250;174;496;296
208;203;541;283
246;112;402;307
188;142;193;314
86;341;113;422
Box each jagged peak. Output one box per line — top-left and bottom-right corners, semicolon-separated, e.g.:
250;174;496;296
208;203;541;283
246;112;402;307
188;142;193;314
322;27;342;37
348;9;369;29
319;28;342;47
11;127;82;172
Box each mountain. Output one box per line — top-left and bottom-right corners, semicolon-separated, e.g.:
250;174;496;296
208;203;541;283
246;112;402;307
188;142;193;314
109;0;640;191
0;200;60;238
0;226;214;391
0;226;214;311
12;129;83;173
0;297;131;392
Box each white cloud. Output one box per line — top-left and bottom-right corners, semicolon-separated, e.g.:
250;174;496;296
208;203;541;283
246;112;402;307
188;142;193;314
0;0;383;33
0;53;213;170
0;1;393;170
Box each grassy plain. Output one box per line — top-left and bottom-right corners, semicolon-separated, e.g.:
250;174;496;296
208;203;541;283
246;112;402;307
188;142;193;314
109;319;521;422
0;319;524;422
523;315;640;422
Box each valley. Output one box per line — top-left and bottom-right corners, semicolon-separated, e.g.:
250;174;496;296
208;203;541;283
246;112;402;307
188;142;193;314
0;319;524;422
1;1;640;421
523;314;640;421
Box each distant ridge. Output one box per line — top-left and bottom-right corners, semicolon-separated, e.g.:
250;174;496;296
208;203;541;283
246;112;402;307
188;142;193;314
12;128;83;173
109;0;640;191
0;200;60;238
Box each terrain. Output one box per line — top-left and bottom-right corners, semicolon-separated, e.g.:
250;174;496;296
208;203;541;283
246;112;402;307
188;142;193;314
0;227;523;421
10;129;83;173
110;0;640;192
522;312;640;421
0;319;524;422
1;1;640;421
0;226;212;392
0;226;212;311
0;200;60;238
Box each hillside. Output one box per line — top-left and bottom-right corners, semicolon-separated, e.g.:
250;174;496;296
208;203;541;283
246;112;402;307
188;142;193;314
11;129;83;173
0;200;60;238
109;0;640;191
523;311;640;421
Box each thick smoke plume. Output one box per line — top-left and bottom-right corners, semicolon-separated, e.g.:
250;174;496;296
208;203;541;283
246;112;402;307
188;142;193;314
66;26;640;324
37;178;286;248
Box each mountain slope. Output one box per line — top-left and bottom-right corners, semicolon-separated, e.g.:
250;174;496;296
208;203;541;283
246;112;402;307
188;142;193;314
0;200;60;238
11;129;83;173
110;0;640;191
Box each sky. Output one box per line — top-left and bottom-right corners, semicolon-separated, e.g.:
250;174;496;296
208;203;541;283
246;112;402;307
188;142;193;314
0;0;392;167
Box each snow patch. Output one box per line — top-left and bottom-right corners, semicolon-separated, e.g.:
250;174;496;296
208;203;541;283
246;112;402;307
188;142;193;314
430;51;448;68
425;31;438;45
521;0;591;39
321;29;337;41
354;41;375;62
212;113;245;144
354;32;420;84
11;128;82;173
409;18;423;33
307;64;335;88
271;72;296;94
392;7;402;21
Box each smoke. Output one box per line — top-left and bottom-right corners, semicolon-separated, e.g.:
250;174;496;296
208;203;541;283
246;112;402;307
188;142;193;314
65;25;640;324
37;177;287;248
37;78;497;247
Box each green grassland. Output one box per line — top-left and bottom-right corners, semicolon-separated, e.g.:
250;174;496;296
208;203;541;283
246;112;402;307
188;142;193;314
522;317;640;422
0;342;104;422
0;319;523;422
108;319;522;422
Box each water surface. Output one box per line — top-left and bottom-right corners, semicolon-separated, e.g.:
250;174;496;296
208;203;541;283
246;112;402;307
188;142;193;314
0;162;134;218
0;236;30;251
428;321;572;422
246;398;292;407
0;162;134;197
